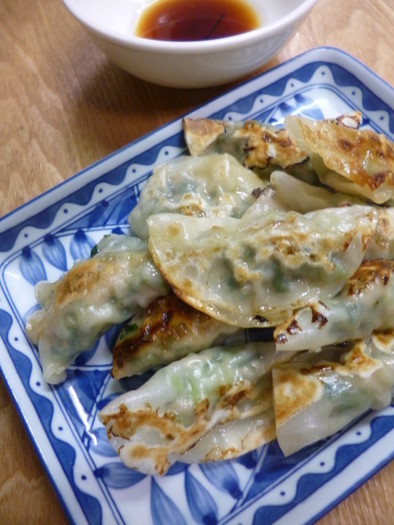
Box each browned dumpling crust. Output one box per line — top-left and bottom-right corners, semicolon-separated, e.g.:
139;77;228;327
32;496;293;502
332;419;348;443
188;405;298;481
112;294;238;379
183;117;308;169
182;117;225;156
286;114;394;203
273;332;394;455
273;259;394;351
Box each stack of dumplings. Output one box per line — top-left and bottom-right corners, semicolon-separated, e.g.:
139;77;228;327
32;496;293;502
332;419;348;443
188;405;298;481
26;112;394;475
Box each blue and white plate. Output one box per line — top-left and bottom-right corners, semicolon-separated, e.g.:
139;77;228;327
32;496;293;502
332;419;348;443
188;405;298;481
0;47;393;525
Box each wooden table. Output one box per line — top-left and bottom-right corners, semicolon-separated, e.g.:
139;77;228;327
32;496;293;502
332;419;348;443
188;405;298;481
1;0;393;523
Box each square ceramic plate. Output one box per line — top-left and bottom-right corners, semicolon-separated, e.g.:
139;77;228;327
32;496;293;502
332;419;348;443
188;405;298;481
0;46;393;525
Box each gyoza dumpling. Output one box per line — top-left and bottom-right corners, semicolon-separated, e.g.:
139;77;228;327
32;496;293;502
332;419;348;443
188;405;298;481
285;114;394;204
26;234;169;384
128;153;265;239
112;294;239;379
273;331;394;456
147;202;378;327
99;342;293;475
270;171;394;259
183;118;308;170
274;259;394;351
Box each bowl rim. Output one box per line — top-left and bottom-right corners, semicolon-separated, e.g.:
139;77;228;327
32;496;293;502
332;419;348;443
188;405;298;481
62;0;318;54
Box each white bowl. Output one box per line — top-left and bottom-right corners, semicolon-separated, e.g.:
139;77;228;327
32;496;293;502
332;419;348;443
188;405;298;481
63;0;318;88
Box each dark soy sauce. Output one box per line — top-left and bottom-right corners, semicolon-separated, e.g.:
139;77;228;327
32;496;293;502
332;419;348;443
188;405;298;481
136;0;261;42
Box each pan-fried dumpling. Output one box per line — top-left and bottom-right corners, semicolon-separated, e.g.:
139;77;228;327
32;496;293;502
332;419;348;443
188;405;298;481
112;294;239;379
129;153;265;239
274;259;394;351
147;203;378;327
183;118;308;170
285;114;394;204
99;343;293;475
273;332;394;456
270;172;394;259
25;234;169;384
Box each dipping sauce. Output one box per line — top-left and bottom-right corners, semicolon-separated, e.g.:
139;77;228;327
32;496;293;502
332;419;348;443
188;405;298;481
136;0;261;42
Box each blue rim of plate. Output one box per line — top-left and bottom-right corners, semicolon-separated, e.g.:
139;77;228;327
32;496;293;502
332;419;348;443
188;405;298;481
0;46;393;525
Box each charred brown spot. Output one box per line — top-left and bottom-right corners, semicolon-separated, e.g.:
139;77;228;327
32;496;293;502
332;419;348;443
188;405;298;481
342;343;381;376
275;332;288;344
276;135;293;149
243;121;255;131
244;143;256;153
345;347;370;369
261;131;273;143
217;384;231;397
194;398;210;417
311;307;328;328
286;318;301;335
338;138;354;151
220;386;249;408
371;330;394;350
252;187;265;199
254;315;268;324
371;170;390;189
347;259;393;296
335;112;362;128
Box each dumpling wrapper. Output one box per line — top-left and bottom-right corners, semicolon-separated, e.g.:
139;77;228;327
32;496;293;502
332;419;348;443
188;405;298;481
269;170;365;212
147;203;378;327
285;114;394;204
273;332;394;456
26;234;169;384
99;343;293;475
128;153;265;240
112;293;239;379
274;259;394;351
176;408;276;465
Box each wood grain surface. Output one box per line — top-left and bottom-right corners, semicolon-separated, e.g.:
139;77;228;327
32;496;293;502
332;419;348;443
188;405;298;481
0;0;393;523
